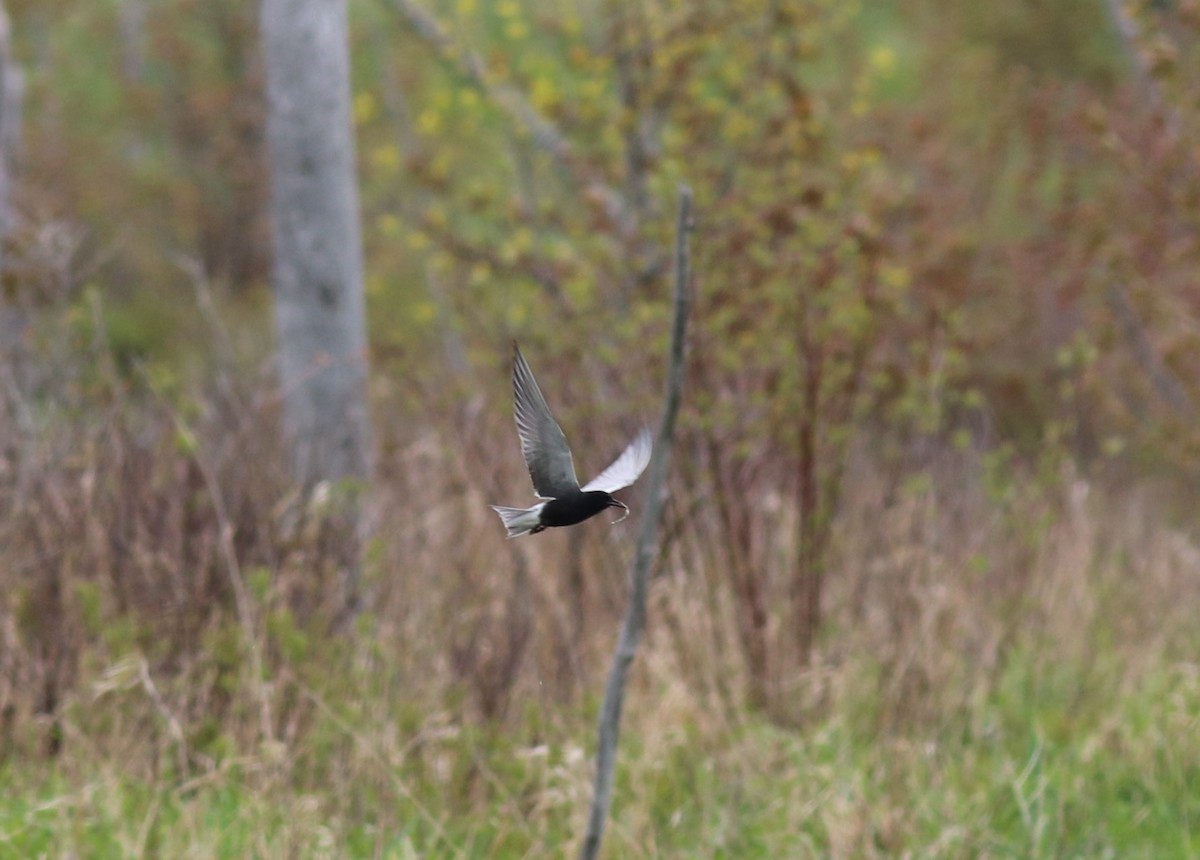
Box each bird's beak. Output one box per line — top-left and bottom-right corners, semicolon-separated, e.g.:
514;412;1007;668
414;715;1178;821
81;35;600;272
609;499;630;524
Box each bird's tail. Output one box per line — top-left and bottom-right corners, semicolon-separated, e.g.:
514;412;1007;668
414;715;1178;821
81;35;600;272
490;504;544;538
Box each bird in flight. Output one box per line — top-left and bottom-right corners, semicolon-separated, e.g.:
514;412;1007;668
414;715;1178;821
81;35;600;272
491;343;652;538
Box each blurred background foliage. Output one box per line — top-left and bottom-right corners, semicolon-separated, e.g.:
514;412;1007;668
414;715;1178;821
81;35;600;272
10;0;1197;472
2;0;1200;854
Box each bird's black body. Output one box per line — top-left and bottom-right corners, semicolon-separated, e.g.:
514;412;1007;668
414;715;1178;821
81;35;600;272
533;491;625;533
490;343;651;538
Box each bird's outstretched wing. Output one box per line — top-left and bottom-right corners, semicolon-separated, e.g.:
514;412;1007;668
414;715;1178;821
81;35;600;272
581;427;652;493
513;344;580;498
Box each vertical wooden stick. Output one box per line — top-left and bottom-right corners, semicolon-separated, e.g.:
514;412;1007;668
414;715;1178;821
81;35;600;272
579;185;693;860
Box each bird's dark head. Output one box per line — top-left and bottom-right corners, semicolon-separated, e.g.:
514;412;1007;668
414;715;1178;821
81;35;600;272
608;497;630;524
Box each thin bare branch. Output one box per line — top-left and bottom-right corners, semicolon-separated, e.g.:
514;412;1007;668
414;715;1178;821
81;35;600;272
579;184;693;860
386;0;635;234
140;368;276;745
1106;282;1197;420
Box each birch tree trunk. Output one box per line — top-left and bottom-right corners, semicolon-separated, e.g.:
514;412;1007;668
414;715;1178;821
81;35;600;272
0;1;21;268
0;0;25;352
261;0;372;488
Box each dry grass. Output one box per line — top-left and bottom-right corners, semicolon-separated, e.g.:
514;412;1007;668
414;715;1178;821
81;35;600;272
0;335;1198;857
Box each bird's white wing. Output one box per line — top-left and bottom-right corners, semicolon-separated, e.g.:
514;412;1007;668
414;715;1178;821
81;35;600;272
581;427;652;493
512;344;580;498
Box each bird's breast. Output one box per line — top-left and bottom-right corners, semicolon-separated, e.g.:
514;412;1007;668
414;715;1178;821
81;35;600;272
540;491;614;528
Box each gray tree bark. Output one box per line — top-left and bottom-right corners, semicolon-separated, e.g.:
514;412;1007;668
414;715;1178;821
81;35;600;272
0;0;25;352
0;1;22;267
261;0;372;487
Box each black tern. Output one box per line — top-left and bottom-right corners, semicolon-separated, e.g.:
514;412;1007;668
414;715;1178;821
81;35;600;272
491;343;652;537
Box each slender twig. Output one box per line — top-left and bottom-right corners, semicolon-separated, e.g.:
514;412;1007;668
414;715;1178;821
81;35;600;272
386;0;570;162
138;366;275;745
1105;281;1197;420
137;658;189;778
386;0;635;234
579;185;693;860
1101;0;1173;128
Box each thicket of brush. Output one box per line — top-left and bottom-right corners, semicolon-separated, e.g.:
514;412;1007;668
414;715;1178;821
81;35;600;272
1;300;1198;855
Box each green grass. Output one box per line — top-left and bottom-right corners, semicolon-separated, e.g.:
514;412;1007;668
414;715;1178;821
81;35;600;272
1;652;1196;858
